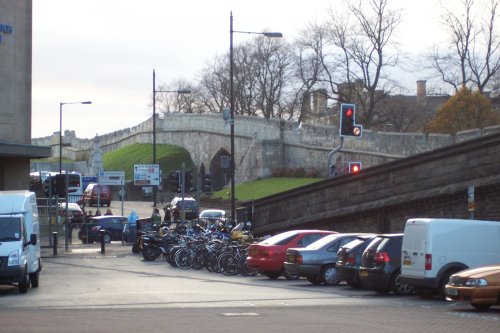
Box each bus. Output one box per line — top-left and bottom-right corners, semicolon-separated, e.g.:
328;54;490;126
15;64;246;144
30;171;84;198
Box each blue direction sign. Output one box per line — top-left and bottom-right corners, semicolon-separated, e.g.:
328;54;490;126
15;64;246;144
134;164;160;186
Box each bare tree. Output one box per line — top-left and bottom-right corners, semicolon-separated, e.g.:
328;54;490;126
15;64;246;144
430;0;500;92
296;0;401;128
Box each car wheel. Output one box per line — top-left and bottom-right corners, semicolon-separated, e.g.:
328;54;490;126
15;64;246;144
471;303;492;311
103;233;112;243
19;267;29;294
306;275;322;285
264;272;281;280
321;264;341;286
283;270;300;280
391;270;414;295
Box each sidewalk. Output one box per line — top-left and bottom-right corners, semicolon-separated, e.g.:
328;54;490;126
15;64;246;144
41;241;135;258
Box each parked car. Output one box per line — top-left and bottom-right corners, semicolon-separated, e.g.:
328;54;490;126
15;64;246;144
284;233;364;285
78;215;127;243
83;183;112;207
445;264;500;310
58;202;84;225
336;234;378;288
170;196;198;220
246;230;336;280
199;209;226;225
359;234;414;295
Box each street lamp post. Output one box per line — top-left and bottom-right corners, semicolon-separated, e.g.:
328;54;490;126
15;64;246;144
229;12;282;225
152;69;191;207
59;101;92;173
59;100;91;251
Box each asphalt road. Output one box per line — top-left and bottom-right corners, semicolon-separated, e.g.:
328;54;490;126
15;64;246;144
0;242;499;333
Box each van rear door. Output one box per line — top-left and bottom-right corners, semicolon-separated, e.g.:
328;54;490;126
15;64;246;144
401;220;428;278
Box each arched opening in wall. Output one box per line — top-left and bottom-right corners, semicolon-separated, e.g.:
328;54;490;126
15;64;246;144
209;148;230;191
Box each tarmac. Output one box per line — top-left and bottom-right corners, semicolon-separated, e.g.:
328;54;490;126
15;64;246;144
41;240;135;258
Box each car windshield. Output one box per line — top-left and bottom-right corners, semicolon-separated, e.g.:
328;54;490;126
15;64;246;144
306;234;339;250
259;231;299;245
0;217;22;241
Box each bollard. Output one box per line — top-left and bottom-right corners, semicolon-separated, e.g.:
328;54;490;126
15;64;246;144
52;232;58;256
99;229;105;254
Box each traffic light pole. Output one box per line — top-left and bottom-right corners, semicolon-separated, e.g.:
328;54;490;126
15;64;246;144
328;137;344;177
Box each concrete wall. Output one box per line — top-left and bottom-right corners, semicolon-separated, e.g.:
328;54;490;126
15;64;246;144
0;0;32;144
33;114;500;184
249;132;500;235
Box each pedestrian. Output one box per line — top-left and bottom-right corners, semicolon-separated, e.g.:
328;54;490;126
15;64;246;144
151;207;162;230
104;208;113;215
128;209;138;225
95;209;102;216
163;205;171;222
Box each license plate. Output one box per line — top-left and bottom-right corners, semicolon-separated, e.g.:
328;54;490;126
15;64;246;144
403;259;412;266
359;270;368;277
446;288;458;296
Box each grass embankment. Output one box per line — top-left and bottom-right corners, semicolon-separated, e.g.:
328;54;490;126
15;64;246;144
103;143;194;181
211;177;322;201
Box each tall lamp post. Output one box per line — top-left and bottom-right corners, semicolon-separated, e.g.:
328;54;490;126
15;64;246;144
229;12;282;224
59;100;91;251
152;69;191;207
59;101;92;173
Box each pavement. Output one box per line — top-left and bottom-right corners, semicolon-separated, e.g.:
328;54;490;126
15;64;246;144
41;240;135;258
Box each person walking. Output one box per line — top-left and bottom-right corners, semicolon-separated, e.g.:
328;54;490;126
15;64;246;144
151;207;162;230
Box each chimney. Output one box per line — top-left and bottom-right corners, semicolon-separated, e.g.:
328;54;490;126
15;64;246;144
417;80;427;99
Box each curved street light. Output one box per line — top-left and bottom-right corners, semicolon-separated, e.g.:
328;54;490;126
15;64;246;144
152;70;191;206
229;12;282;225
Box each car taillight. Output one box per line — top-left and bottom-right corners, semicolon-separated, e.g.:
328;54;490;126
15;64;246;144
262;249;274;257
374;251;390;264
346;253;356;265
297;255;303;265
425;254;432;270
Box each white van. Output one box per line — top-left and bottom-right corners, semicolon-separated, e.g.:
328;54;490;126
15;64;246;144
0;191;41;293
400;218;500;297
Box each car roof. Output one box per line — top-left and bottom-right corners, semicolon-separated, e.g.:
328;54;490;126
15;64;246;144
90;215;126;220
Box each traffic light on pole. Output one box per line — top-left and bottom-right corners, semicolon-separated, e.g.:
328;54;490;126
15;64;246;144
349;162;362;174
185;171;194;192
204;173;212;192
169;171;180;193
340;103;363;137
54;174;67;196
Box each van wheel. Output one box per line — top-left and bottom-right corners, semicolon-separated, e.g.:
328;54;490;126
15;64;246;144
471;303;492;311
30;271;40;288
439;271;457;300
19;267;29;294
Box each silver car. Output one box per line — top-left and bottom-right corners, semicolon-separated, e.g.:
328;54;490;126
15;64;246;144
284;233;370;285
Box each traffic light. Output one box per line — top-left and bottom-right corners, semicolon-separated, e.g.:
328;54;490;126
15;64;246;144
185;171;195;192
54;174;67;196
340;103;362;137
203;173;212;192
169;171;180;193
349;162;362;174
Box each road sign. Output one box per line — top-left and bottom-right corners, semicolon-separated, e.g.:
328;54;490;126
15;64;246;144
98;171;125;186
134;164;160;186
468;186;475;212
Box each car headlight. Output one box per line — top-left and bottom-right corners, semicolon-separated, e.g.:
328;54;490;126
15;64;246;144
465;278;488;287
8;249;20;266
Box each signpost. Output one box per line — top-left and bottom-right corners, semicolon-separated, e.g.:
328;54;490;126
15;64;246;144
134;164;160;186
98;171;126;216
468;186;475;219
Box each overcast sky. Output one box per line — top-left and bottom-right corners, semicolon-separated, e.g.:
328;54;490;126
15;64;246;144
32;0;447;139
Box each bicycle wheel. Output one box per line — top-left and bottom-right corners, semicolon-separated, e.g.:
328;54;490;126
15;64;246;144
237;255;258;276
218;253;239;276
175;248;193;270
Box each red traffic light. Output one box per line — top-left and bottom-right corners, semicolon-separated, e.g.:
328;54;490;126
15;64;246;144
345;108;353;117
349;162;362;174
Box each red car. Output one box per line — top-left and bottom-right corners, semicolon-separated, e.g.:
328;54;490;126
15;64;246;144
246;230;336;279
